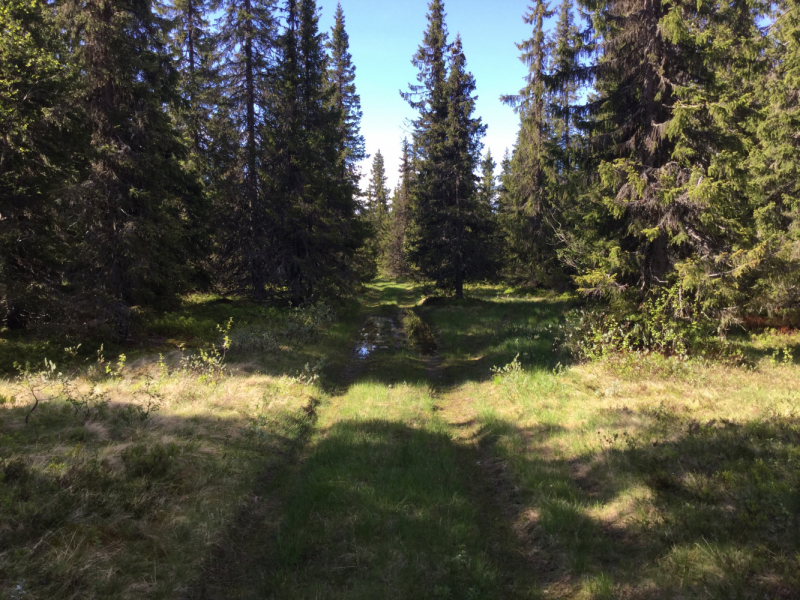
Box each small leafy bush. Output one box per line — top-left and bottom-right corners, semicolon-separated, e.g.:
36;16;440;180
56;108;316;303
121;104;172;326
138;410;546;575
402;310;437;354
178;318;232;383
290;360;325;386
560;286;740;363
14;358;60;424
490;353;523;382
62;382;109;423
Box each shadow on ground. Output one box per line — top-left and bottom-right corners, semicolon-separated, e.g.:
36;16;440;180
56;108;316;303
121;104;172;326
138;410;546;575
5;396;799;598
475;410;800;598
197;419;541;600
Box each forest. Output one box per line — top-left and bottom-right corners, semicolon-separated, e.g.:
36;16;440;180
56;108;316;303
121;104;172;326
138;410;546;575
1;0;799;597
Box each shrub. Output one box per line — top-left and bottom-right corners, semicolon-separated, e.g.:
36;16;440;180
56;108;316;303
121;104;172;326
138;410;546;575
560;286;740;363
401;310;437;355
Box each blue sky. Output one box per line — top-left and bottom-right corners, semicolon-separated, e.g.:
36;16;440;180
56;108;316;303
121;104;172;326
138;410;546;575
317;0;538;190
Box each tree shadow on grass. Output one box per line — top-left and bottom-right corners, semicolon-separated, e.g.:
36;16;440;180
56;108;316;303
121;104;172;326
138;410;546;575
220;418;542;600
0;397;316;600
6;393;798;599
475;410;800;599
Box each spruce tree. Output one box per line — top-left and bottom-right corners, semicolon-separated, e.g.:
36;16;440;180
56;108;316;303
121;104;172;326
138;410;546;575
548;0;581;168
404;9;493;298
58;0;203;335
567;0;768;310
366;150;389;226
478;150;497;210
403;0;452;293
364;150;389;270
216;0;276;299
746;0;800;313
500;0;560;286
326;3;366;181
0;0;79;328
441;34;493;297
170;0;217;152
385;138;414;277
264;0;363;302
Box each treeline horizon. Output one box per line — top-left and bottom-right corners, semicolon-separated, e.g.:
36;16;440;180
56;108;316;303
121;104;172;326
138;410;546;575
2;0;800;339
367;0;800;328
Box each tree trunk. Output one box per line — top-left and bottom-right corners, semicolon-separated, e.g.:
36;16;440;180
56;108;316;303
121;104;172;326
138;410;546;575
455;271;464;300
243;1;264;301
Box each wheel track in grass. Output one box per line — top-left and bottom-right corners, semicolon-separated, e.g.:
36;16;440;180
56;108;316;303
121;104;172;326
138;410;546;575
183;398;318;600
188;284;543;598
417;313;546;599
186;307;405;599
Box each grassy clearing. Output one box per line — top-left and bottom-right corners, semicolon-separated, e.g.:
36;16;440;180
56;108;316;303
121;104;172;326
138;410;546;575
417;287;800;599
2;278;799;598
0;293;363;599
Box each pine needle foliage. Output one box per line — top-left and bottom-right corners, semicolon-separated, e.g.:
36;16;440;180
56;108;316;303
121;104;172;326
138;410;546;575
60;0;205;335
403;1;497;298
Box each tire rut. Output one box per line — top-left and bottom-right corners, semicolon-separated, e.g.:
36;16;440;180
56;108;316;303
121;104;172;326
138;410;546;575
183;399;318;600
419;323;544;598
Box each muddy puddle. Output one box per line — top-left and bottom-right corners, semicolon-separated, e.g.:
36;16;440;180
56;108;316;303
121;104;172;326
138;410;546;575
353;316;403;359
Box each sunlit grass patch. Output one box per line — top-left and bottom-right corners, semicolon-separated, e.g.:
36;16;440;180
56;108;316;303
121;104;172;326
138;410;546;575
326;380;436;424
420;293;800;599
0;350;320;599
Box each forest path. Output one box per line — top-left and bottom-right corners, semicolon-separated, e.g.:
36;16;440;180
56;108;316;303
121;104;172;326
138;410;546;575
189;280;800;600
192;279;543;599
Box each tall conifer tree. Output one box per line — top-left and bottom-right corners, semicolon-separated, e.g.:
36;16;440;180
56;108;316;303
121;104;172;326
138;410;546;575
385;138;414;276
441;35;493;297
404;7;493;298
403;0;449;291
326;3;365;181
501;0;560;285
364;149;390;270
565;0;768;308
549;0;581;167
217;0;275;299
171;0;217;152
0;0;79;327
746;0;800;312
264;0;363;301
478;150;497;210
59;0;203;335
366;150;389;226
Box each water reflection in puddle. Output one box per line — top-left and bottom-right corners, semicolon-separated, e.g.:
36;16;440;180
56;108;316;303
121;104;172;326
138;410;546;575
353;317;400;359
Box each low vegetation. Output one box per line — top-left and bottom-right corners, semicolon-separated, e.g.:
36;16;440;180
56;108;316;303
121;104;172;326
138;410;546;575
1;280;799;598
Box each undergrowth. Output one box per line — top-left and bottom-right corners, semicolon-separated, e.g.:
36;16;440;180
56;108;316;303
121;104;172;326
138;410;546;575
0;294;340;599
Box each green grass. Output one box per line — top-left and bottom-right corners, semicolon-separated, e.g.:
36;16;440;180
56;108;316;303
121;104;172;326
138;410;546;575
0;373;318;599
416;288;800;599
2;278;799;598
